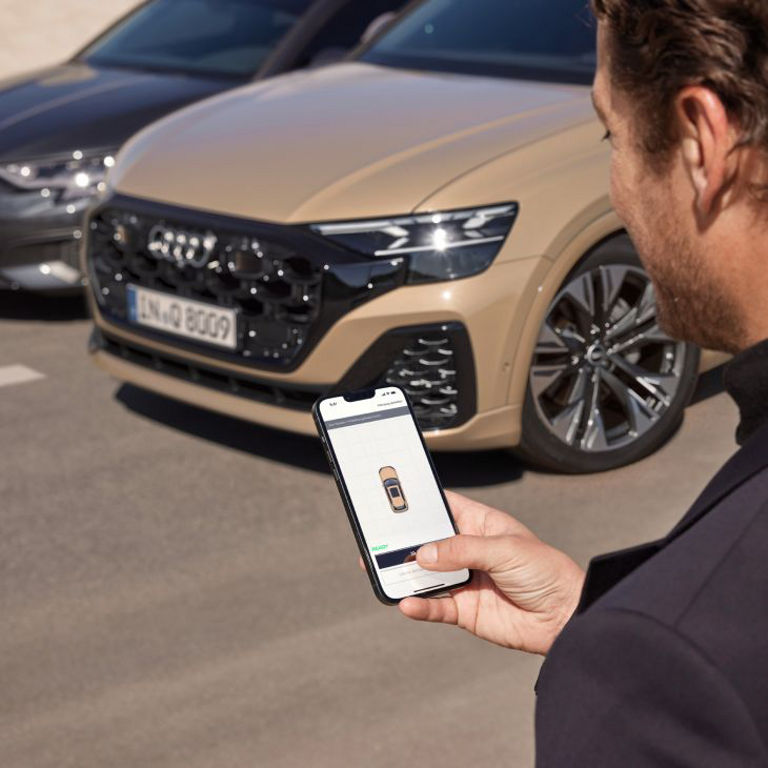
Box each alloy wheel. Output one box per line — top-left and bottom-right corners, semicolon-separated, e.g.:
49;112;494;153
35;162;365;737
529;264;688;453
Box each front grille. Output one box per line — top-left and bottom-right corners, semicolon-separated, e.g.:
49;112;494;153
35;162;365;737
86;195;405;370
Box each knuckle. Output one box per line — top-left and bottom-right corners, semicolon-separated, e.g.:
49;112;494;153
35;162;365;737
441;535;464;562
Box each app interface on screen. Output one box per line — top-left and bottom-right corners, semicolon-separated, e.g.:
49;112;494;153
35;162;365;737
320;389;469;600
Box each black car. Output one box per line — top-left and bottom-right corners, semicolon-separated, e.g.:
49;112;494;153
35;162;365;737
0;0;402;294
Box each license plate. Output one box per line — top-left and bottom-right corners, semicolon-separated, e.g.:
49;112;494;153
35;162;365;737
126;285;238;350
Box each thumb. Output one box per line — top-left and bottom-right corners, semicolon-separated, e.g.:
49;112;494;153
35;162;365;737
416;534;515;573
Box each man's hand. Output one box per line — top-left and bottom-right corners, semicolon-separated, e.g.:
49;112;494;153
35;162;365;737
397;491;585;655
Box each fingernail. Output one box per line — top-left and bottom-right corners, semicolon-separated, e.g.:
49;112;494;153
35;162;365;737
418;543;437;564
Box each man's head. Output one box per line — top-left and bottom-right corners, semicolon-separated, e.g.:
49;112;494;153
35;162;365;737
591;0;768;353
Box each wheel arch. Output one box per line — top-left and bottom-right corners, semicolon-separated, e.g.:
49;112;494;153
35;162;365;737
504;209;627;420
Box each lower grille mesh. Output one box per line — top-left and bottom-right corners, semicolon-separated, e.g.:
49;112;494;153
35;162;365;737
97;332;321;411
336;323;476;431
383;334;460;428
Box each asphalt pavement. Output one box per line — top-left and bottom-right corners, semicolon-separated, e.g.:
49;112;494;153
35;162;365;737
0;293;740;768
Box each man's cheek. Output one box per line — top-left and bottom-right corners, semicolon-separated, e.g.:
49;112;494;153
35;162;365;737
608;165;629;223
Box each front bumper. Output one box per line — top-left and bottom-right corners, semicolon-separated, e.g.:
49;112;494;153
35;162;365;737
86;195;545;450
0;183;86;293
90;314;479;428
89;323;521;451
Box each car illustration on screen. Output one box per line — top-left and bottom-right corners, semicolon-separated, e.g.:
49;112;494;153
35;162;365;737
379;466;408;512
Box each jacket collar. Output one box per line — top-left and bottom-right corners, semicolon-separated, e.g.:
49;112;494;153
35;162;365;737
573;421;768;616
665;420;768;543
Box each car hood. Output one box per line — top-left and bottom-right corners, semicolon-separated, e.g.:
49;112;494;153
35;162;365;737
0;62;227;162
111;62;594;223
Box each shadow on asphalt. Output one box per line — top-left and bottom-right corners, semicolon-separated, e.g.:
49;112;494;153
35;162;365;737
116;384;524;488
690;364;726;405
0;291;88;321
114;367;725;487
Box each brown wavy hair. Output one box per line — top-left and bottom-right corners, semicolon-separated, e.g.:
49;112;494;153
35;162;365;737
592;0;768;165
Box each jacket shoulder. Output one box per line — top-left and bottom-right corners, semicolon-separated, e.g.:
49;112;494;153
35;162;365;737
599;467;768;626
588;468;768;735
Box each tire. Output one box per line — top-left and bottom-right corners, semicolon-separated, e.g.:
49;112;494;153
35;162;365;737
516;234;700;474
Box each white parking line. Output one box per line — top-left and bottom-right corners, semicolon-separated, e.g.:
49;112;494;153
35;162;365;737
0;365;45;389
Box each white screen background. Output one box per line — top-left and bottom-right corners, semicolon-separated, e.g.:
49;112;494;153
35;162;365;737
320;391;468;600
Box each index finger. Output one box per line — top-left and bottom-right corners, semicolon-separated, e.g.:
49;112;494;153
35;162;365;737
399;595;459;625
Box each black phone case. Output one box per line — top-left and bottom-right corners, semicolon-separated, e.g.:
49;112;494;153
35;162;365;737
312;386;472;605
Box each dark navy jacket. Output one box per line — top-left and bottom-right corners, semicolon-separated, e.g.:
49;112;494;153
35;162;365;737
536;409;768;764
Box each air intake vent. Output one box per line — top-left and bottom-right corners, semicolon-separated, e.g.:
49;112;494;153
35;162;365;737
383;335;460;428
336;323;476;431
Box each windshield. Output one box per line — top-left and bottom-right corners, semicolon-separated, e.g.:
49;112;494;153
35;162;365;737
360;0;596;85
80;0;313;79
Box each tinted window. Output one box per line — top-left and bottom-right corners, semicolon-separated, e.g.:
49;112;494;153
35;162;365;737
360;0;596;84
298;0;405;67
81;0;313;79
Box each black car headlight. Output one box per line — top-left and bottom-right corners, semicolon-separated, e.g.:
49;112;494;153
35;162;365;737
0;149;117;210
311;203;519;284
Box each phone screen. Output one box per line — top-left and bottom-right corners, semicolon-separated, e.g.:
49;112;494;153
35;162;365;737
317;387;470;602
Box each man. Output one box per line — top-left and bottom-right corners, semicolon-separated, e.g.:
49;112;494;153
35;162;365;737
397;1;768;764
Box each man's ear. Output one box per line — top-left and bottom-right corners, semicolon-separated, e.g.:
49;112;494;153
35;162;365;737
675;86;738;218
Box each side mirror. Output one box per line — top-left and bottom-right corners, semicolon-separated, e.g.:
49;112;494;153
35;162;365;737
360;11;398;45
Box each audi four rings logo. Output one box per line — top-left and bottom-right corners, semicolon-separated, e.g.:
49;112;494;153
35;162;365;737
147;224;218;268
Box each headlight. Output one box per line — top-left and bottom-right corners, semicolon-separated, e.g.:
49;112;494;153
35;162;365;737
0;149;117;206
311;203;519;284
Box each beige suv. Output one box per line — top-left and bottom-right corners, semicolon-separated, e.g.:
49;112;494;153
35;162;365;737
84;0;723;473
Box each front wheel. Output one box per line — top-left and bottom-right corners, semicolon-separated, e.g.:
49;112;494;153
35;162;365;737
516;235;700;474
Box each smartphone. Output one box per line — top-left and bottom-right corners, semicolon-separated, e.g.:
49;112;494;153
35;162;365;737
313;386;471;605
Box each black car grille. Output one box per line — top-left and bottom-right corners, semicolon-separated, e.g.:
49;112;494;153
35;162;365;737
86;195;406;370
